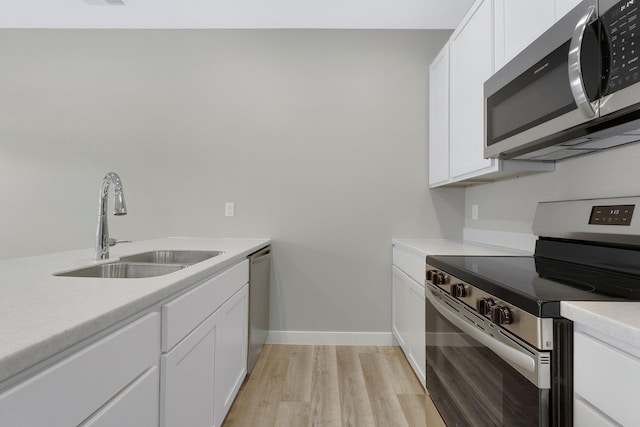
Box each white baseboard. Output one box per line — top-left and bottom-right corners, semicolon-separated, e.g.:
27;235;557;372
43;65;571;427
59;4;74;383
266;331;395;346
463;228;537;253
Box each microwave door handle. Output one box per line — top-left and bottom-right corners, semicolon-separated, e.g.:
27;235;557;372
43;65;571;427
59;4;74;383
568;5;598;118
425;287;536;374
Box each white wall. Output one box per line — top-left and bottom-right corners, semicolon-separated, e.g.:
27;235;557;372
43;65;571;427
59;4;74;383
0;29;463;335
465;142;640;234
0;0;474;30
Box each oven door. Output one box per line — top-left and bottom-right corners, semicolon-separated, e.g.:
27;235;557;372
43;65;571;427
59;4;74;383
425;284;551;427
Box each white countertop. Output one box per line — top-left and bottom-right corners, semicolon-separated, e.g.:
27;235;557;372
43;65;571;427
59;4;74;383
0;237;270;384
562;301;640;352
392;238;531;257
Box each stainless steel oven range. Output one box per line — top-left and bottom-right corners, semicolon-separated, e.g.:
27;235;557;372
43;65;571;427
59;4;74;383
425;196;640;426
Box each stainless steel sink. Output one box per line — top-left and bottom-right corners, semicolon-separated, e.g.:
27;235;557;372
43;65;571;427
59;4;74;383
55;262;187;279
119;250;225;265
54;250;224;279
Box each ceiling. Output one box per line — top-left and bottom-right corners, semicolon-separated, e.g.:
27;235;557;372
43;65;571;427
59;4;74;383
0;0;474;29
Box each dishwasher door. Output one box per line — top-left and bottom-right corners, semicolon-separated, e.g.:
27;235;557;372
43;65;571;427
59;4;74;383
247;246;271;373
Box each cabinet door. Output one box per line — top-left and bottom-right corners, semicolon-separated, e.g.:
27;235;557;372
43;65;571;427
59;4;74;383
161;312;218;427
429;43;451;187
409;282;426;388
449;0;498;181
0;313;159;427
574;331;640;426
494;0;556;70
392;266;411;354
80;366;159;427
574;398;619;427
214;284;249;427
162;260;249;352
556;0;583;20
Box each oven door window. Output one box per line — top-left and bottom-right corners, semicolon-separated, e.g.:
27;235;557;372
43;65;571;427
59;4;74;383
426;297;548;427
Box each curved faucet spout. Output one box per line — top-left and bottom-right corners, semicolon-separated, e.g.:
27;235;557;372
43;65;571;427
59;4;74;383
96;172;127;260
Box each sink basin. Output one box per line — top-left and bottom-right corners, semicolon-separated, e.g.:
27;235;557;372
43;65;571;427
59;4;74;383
55;262;187;279
119;250;225;265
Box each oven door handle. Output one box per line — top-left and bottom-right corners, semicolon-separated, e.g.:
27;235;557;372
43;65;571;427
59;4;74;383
425;287;536;374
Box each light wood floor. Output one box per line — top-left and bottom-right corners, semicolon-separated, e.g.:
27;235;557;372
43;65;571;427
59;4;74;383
223;344;446;427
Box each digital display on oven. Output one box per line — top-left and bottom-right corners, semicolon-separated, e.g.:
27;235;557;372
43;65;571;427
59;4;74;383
589;204;635;225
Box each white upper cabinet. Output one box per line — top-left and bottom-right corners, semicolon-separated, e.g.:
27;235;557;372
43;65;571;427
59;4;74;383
428;43;451;187
556;0;584;19
449;0;497;181
495;0;584;72
494;0;556;71
427;0;555;187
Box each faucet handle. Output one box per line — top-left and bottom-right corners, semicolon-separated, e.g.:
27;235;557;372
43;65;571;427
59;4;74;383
108;238;132;247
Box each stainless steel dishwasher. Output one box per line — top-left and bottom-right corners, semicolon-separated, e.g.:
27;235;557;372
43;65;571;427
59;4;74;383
247;246;271;373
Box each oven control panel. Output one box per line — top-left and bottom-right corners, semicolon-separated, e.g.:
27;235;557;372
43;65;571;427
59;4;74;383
427;267;516;326
426;265;553;351
588;204;635;225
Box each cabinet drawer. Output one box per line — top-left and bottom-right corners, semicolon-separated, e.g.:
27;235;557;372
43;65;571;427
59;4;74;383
0;312;160;427
574;397;619;427
574;331;640;426
80;366;159;427
392;247;425;285
162;260;249;351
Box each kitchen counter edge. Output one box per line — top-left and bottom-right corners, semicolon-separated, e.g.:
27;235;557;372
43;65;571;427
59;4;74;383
561;301;640;356
392;238;531;258
0;237;270;385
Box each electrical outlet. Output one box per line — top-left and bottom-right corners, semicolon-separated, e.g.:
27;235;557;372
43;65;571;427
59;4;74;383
472;204;479;220
225;202;235;217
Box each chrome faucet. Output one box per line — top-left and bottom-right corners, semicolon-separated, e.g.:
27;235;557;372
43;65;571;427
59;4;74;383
96;172;127;260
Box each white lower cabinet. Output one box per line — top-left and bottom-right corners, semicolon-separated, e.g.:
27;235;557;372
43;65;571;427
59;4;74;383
214;285;249;427
574;397;619;427
161;260;250;427
81;366;160;427
391;246;426;388
161;310;219;427
392;266;426;388
392;266;411;351
0;312;160;427
160;284;249;427
574;330;640;426
408;280;426;385
0;257;254;427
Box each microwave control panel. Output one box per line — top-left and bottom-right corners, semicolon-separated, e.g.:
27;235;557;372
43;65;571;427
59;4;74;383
604;0;640;93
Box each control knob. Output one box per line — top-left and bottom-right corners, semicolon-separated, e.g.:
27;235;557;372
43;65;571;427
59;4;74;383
490;305;513;325
450;283;466;298
475;297;495;315
430;271;447;285
426;269;438;282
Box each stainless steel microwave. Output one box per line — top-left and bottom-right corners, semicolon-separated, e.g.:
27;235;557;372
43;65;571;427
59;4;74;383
485;0;640;161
